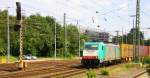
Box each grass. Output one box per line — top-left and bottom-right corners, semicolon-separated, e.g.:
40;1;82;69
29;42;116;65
101;63;144;75
0;56;17;63
86;69;96;78
100;68;109;75
125;63;135;69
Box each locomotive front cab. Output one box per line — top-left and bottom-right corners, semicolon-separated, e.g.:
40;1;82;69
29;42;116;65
81;42;105;67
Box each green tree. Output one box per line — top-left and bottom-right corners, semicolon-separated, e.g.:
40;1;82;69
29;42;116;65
0;10;82;58
66;24;79;56
144;39;150;46
112;28;144;45
0;10;7;56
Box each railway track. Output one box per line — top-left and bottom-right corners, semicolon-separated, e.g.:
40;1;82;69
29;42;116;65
0;63;17;73
132;70;147;78
1;60;148;78
34;67;86;78
0;66;81;78
0;60;128;78
0;59;86;78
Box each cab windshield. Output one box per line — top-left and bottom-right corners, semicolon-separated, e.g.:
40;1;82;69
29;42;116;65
85;44;98;50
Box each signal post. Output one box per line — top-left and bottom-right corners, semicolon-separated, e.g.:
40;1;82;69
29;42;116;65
15;1;27;70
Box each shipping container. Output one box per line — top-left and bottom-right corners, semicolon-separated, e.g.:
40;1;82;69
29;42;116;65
105;44;116;61
120;44;127;58
115;45;121;59
127;44;133;58
120;44;134;58
149;46;150;56
139;46;149;57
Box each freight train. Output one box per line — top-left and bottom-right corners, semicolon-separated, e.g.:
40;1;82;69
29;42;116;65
81;42;150;67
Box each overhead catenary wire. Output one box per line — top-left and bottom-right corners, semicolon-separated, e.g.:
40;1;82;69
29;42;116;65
8;0;148;36
21;1;131;24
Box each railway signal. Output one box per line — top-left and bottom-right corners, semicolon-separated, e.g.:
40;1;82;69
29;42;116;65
14;24;21;31
14;2;21;31
16;2;21;20
15;1;26;70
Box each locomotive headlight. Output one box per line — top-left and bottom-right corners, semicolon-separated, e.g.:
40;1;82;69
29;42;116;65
96;56;98;59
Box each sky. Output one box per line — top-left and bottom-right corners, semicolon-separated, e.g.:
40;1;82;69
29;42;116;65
0;0;150;39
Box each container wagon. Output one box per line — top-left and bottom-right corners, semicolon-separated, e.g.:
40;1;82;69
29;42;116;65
82;42;150;67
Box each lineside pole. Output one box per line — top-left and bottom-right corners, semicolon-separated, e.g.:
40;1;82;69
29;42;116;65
54;21;56;59
7;7;10;63
135;0;140;63
63;13;67;57
77;20;80;57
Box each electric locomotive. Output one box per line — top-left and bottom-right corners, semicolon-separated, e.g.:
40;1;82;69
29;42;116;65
81;42;120;67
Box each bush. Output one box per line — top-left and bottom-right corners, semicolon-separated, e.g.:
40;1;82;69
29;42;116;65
143;56;150;76
0;47;6;56
66;53;74;59
0;56;17;63
86;68;96;78
100;68;109;75
143;56;150;66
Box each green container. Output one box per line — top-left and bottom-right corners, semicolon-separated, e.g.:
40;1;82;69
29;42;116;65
115;45;120;59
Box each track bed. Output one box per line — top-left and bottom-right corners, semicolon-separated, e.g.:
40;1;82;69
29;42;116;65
0;60;86;78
